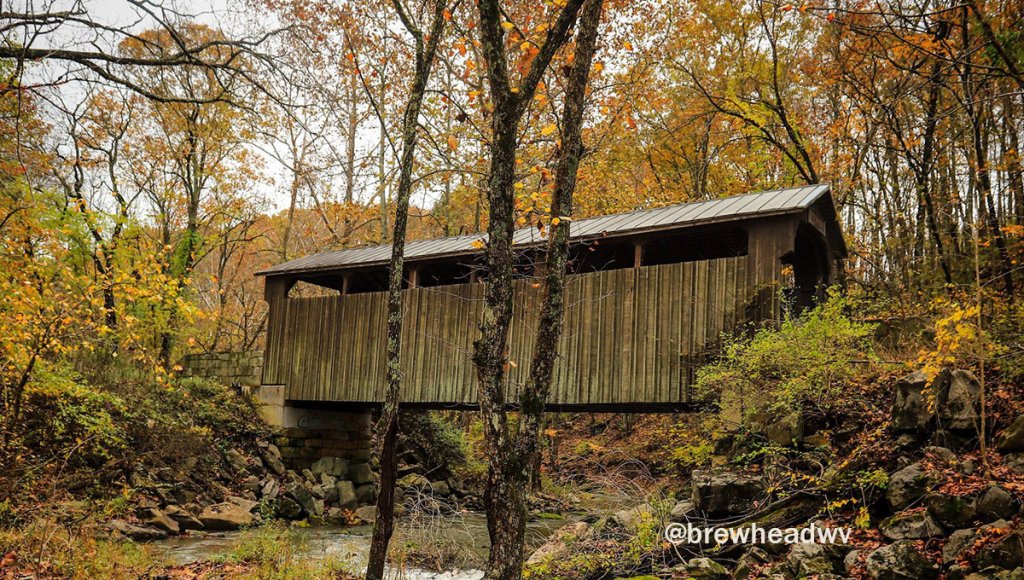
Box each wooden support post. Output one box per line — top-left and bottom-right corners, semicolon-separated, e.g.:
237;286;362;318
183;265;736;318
633;241;644;268
342;273;351;295
408;268;419;289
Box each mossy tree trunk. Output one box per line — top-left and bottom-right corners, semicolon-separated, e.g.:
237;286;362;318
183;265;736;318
366;2;449;578
471;0;603;577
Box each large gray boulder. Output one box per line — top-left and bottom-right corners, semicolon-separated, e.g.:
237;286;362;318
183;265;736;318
673;557;728;579
348;463;374;485
937;370;980;430
397;473;431;490
977;485;1019;522
336;480;358;508
866;540;939;579
611;503;657;531
944;528;980;564
140;507;180;534
977;531;1024;570
691;470;764;515
223;448;251;474
788;542;835;577
926;492;977;529
999;417;1024;453
892;371;934;432
879;511;944;540
198;501;255;530
887;463;938;510
284;483;317;517
260;445;286;476
163;504;204;531
311;456;349;478
107;519;167;541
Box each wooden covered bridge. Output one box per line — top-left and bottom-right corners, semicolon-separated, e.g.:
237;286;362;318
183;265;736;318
257;184;846;411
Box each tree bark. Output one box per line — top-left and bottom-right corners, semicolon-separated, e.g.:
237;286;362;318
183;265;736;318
365;2;448;578
471;0;600;577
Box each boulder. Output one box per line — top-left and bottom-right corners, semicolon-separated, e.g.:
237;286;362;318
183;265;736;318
353;505;377;524
926;492;977;529
892;370;934;432
397;473;431;490
998;417;1024;453
163;505;204;531
879;511;944;540
977;531;1024;570
788;542;835;576
923;446;957;463
669;499;697;522
198;502;255;530
938;370;980;431
349;463;374;485
943;528;979;564
226;495;258;513
674;557;729;580
887;463;938;510
977;485;1019;522
1006;453;1024;474
866;540;939;580
260;446;286;476
140;507;179;534
844;549;863;574
430;480;451;496
107;519;167;541
691;470;764;515
336;480;358;508
260;479;280;500
284;483;317;516
318;483;339;503
311;456;349;478
611;503;657;530
355;483;377;504
734;546;771;579
223;448;250;474
324;507;346;525
277;496;303;519
525;521;590;565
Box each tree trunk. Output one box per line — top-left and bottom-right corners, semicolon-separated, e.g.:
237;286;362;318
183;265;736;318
470;0;599;577
365;3;448;578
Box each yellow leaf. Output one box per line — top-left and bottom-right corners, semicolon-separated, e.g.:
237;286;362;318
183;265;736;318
470;239;486;249
541;123;557;136
447;134;459;152
501;21;515;30
551;217;561;226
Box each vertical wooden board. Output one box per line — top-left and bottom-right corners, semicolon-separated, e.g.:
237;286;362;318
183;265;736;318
631;267;646;401
667;263;682;402
434;288;451;402
593;272;607;404
618;267;636;401
644;266;659;403
680;261;694;401
658;265;673;403
413;287;431;403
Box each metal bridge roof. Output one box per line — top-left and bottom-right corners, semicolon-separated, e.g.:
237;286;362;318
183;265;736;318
258;184;832;276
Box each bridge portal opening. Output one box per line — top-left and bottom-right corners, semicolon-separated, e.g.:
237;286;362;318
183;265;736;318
781;223;830;315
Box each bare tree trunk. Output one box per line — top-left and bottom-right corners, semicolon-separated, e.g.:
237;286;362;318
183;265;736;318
365;2;448;578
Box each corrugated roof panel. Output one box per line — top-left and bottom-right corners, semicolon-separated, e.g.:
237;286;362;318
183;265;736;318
699;194;748;219
258;184;832;275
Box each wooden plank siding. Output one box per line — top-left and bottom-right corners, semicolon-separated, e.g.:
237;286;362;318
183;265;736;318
262;256;751;406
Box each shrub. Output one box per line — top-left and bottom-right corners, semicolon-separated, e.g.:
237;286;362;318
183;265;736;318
696;292;876;425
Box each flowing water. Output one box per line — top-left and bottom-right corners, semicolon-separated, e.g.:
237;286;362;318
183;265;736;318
150;511;578;579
